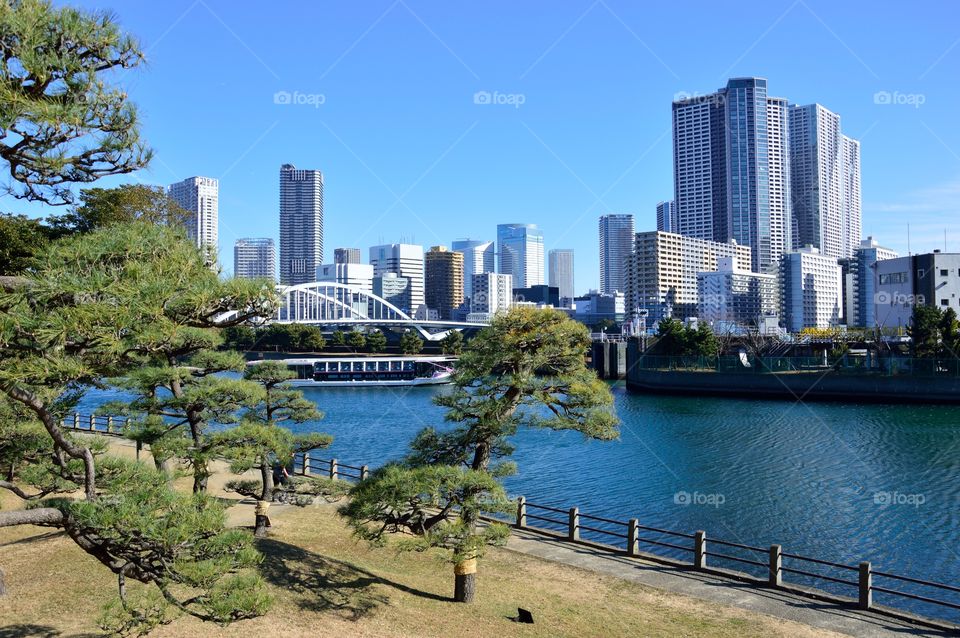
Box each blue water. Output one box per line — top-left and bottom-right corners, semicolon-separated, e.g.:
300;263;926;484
76;383;960;621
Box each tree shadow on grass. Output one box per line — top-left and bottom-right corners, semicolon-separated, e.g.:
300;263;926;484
257;538;449;620
0;626;99;638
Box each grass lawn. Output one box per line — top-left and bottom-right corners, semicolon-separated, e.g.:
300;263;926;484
0;441;842;637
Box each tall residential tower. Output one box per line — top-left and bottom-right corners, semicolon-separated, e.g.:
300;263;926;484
279;163;324;286
169;176;218;256
233;238;275;280
451;239;495;300
599;214;635;293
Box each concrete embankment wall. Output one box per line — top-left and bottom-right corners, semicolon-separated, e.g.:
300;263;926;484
591;341;627;380
625;341;960;404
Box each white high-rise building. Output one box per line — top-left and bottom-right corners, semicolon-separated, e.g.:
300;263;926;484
233;238;275;280
470;272;512;318
548;249;575;305
781;246;843;332
497;224;544;288
369;243;424;315
169;176;218;256
279;163;324;286
788;104;861;261
451;239;495;300
697;256;778;327
624;231;753;322
315;263;374;294
598;214;635;293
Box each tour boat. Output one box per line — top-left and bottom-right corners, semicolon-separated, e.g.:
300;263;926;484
273;356;456;387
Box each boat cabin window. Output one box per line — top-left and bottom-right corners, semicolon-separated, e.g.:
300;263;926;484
378;361;389;371
403;361;414;371
353;362;364;372
391;361;403;371
314;362;327;372
365;361;377;371
339;362;351;372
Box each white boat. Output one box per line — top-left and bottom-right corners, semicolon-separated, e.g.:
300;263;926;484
269;355;456;387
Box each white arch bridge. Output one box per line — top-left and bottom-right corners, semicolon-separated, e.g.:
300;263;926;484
256;282;487;341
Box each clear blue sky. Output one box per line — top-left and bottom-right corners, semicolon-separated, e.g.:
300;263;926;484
9;1;960;293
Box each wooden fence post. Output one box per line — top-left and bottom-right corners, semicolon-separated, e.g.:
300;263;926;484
694;531;707;569
859;561;872;610
360;465;369;481
516;496;526;528
568;507;579;541
769;544;782;587
627;518;639;556
302;452;311;475
329;459;338;480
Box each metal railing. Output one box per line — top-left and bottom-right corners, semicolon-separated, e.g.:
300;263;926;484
64;415;960;631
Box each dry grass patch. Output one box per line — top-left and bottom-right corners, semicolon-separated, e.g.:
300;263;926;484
2;485;843;637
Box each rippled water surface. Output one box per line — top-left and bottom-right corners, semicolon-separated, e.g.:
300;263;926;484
78;383;960;619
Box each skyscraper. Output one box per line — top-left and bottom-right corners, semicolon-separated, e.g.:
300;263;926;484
233;238;275;280
497;224;544;288
369;243;424;315
169;176;218;255
451;239;495;300
781;246;843;332
598;214;634;293
672;78;792;273
788;104;861;261
425;246;464;321
334;247;361;264
279;163;324;286
548;249;575;305
655;200;676;233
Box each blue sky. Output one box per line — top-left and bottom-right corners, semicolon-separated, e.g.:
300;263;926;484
8;1;960;293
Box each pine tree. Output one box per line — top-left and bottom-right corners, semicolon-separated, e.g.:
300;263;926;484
341;307;619;602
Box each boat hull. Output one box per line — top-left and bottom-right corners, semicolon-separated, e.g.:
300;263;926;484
288;375;451;388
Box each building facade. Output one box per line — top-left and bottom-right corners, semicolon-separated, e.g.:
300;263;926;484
369;243;424;315
315;262;374;294
624;231;753;322
513;285;560;307
874;251;960;332
424;246;464;321
573;291;626;325
470;272;512;319
279;163;324;286
372;272;410;312
451;239;495;300
333;248;361;264
655;200;676;233
548;248;575;306
697;256;778;327
841;237;898;328
780;246;843;332
788;104;862;261
672;78;793;273
599;214;635;293
169;176;218;256
233;238;275;281
497;224;544;288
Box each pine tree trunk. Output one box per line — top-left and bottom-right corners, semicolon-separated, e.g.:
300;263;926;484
453;559;477;603
254;501;270;538
254;462;274;538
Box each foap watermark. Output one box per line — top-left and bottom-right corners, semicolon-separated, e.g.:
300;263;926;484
473;90;525;108
273;90;326;108
873;90;925;108
674;90;723;106
875;291;925;306
874;491;925;508
674;490;725;508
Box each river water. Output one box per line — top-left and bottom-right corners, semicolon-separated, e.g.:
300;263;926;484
76;382;960;621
